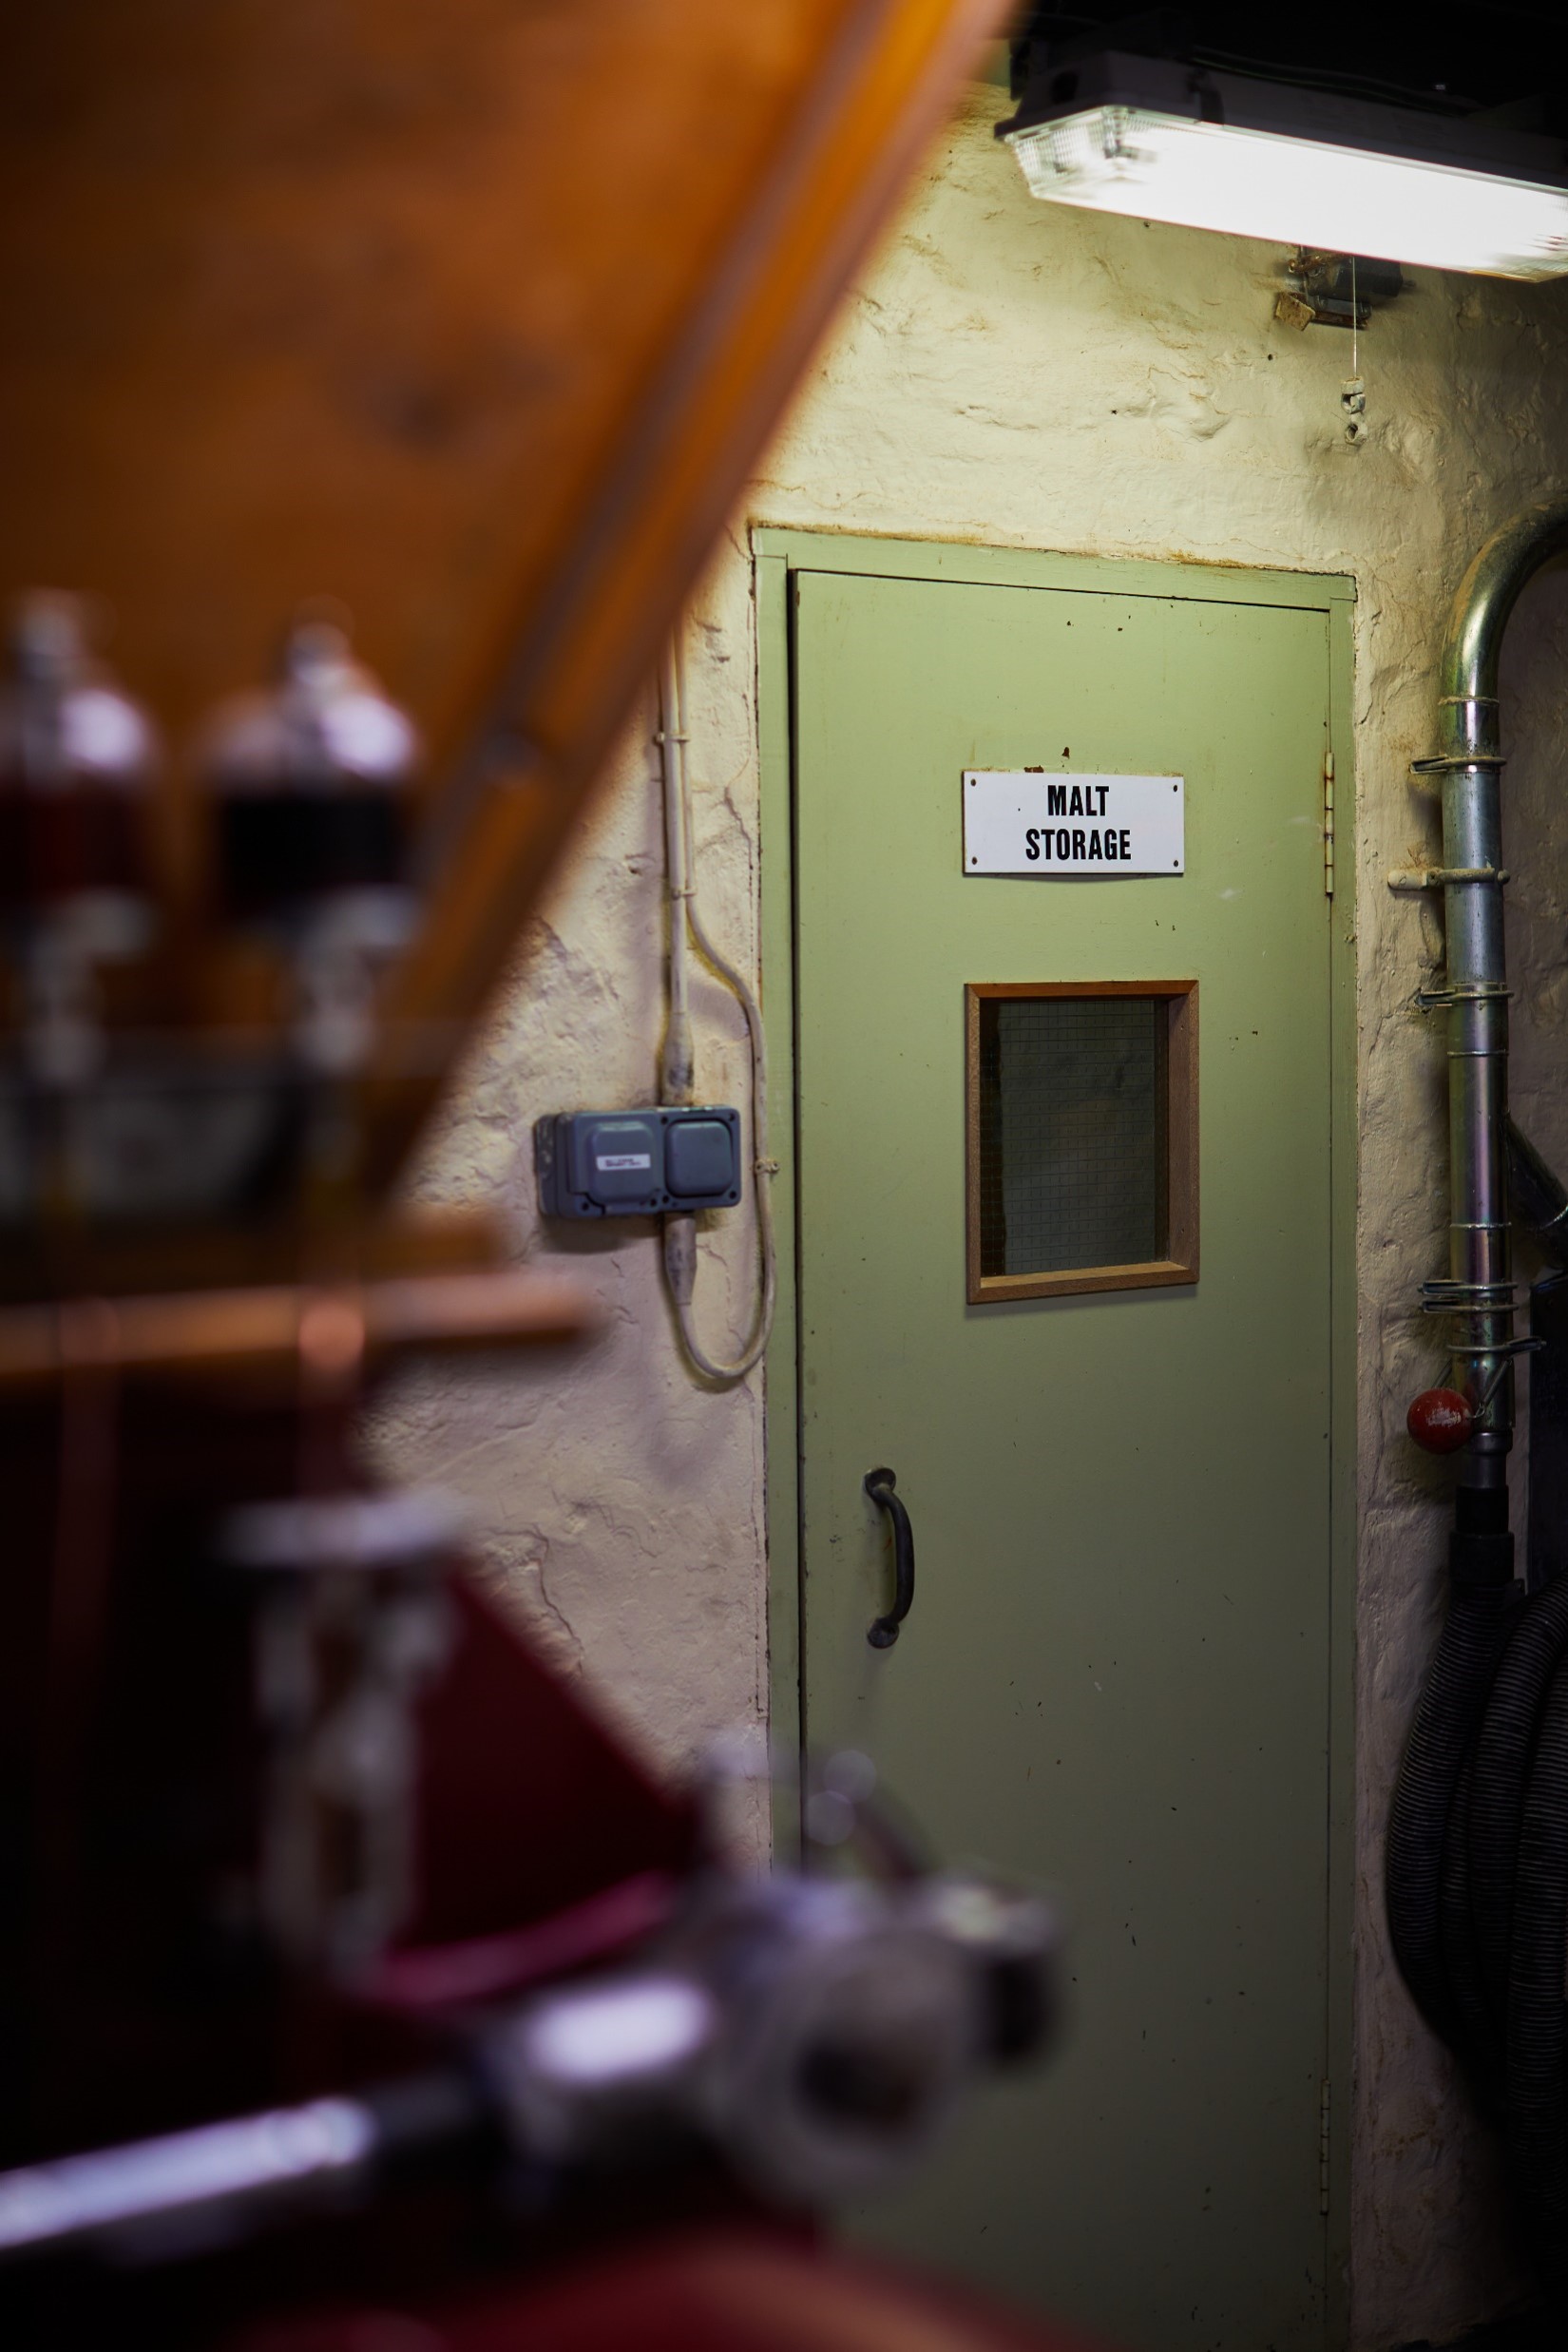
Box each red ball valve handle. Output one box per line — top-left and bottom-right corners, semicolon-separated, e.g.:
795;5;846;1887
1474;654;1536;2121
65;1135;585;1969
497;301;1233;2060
1407;1388;1475;1455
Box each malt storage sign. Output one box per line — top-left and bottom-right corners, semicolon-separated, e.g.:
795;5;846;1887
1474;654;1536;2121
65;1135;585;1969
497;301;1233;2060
964;772;1184;876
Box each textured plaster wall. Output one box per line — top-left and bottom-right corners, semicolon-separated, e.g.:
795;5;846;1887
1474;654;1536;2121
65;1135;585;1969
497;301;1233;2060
374;82;1568;2352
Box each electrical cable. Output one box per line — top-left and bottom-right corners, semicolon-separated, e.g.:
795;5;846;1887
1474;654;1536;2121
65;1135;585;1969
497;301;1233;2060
658;641;697;1111
656;635;776;1385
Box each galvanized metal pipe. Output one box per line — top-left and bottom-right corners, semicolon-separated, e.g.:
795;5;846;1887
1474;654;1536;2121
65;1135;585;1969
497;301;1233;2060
1435;502;1568;1484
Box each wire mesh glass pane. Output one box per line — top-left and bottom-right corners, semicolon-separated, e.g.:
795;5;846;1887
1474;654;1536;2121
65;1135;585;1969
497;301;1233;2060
977;994;1169;1277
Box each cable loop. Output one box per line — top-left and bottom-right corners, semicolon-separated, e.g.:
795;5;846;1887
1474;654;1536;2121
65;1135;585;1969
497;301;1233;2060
657;633;776;1385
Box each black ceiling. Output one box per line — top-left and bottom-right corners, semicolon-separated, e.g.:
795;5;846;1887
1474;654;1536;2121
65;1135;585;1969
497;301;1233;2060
1010;4;1568;127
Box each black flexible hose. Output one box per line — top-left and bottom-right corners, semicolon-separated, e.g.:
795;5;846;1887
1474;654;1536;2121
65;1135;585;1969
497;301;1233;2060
1507;1647;1568;2282
1386;1520;1520;2052
1386;1129;1568;2301
1468;1580;1568;2025
1384;1475;1568;2295
1440;1746;1501;2098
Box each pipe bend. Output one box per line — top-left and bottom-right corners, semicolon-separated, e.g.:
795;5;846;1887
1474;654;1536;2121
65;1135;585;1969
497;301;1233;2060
1443;500;1568;711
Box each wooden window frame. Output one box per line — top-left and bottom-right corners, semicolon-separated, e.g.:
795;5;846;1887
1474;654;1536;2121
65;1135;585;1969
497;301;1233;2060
965;980;1199;1305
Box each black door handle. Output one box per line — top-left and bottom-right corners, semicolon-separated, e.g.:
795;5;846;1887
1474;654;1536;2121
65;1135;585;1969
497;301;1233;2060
864;1466;915;1649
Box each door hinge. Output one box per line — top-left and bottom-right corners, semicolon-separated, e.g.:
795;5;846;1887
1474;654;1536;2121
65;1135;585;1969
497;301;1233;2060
1319;2077;1331;2216
1323;747;1336;899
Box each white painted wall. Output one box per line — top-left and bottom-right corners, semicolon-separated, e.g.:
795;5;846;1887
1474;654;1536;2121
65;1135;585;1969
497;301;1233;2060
374;80;1568;2352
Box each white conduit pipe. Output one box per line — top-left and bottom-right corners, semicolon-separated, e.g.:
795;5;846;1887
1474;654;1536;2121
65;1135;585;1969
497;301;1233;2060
656;636;776;1384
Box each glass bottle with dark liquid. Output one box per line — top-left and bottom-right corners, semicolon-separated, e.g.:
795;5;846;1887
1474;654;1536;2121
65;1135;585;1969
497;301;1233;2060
204;621;421;1083
208;622;416;932
0;594;155;955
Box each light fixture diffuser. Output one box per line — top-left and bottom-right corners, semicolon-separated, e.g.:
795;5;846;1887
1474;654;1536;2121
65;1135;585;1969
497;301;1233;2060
998;50;1568;279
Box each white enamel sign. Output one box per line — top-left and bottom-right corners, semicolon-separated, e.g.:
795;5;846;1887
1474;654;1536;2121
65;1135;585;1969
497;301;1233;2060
964;772;1184;876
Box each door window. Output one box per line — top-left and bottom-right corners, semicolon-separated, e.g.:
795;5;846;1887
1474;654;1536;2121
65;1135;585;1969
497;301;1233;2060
966;981;1197;1302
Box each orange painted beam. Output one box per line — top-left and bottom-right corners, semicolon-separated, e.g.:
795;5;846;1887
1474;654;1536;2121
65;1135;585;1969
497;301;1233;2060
0;0;1011;1204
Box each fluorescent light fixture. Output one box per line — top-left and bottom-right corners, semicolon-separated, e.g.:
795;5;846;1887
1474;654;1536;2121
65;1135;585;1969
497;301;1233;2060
998;49;1568;279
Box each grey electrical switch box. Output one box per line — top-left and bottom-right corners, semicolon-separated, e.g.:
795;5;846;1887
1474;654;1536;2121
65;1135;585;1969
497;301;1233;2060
665;1117;736;1198
535;1105;742;1219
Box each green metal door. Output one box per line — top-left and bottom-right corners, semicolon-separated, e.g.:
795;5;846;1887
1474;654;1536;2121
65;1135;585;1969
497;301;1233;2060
788;557;1341;2352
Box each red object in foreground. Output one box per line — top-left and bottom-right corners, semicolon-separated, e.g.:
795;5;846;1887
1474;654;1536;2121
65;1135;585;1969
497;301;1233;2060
237;2226;1114;2352
1407;1387;1476;1454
